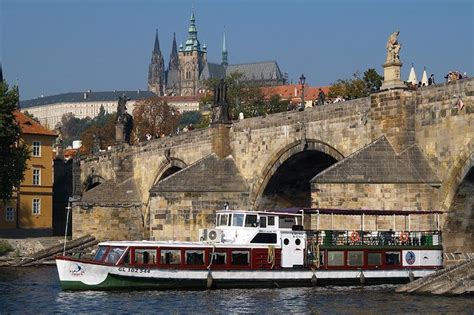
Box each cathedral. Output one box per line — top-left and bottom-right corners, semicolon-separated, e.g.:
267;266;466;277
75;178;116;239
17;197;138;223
148;12;285;97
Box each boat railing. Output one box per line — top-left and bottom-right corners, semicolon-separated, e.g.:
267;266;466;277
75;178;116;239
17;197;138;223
309;230;442;247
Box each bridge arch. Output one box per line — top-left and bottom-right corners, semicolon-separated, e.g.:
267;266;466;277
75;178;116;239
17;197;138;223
251;139;343;210
440;138;474;253
152;157;187;186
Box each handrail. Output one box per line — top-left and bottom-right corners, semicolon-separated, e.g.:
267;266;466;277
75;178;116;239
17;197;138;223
312;230;442;246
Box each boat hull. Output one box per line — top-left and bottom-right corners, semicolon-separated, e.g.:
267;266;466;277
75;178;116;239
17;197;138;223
56;257;438;291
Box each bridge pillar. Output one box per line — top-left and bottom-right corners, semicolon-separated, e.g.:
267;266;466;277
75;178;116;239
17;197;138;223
212;123;232;158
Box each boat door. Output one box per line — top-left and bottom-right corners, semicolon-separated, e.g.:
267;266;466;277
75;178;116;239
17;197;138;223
281;231;306;268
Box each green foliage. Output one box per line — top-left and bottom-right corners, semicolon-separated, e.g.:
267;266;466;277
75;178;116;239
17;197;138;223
363;68;383;91
203;71;287;119
328;69;383;100
23;111;40;123
0;81;30;201
80;113;117;154
179;111;202;127
0;240;14;256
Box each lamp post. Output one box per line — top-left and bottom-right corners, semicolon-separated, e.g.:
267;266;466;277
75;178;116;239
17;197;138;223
300;74;306;111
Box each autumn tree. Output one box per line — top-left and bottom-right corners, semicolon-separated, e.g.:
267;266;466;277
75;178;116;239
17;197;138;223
80;112;116;154
328;69;383;100
132;97;181;142
0;80;30;201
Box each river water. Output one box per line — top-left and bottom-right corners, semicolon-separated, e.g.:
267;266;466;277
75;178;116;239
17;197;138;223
0;266;472;314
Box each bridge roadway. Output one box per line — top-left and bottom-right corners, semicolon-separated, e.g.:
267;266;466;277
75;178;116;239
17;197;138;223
73;78;473;255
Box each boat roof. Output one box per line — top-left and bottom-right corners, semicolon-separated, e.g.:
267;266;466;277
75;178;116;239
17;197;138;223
216;209;302;217
271;208;444;216
99;240;280;248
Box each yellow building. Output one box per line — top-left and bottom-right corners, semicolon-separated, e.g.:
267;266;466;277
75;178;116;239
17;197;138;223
0;111;56;229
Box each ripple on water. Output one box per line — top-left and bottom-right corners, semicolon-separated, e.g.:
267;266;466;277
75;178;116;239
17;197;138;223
1;266;473;314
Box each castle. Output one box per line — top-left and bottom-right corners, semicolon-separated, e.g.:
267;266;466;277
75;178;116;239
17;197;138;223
148;12;285;97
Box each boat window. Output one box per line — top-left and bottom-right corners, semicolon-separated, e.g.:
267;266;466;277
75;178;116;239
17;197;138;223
368;253;382;266
219;214;229;226
228;214;232;226
327;251;344;266
94;246;108;261
210;252;226;265
260;216;267;228
216;214;220;226
385;252;400;265
279;216;295;229
347;251;364;266
186;250;205;265
250;233;277;244
104;247;126;264
135;249;157;265
121;250;130;264
267;216;275;226
161;249;181;265
232;214;244;227
245;214;258;227
231;251;249;265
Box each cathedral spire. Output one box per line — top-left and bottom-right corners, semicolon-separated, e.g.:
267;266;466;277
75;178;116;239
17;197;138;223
153;29;161;53
169;32;179;71
185;9;200;51
221;30;228;67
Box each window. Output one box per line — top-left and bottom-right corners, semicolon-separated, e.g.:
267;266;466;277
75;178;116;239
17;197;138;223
347;251;364;266
32;198;41;215
245;214;258;227
161;249;181;265
104;247;126;264
251;233;277;244
279;216;295;229
32;141;41;157
231;251;249;266
267;216;275;226
328;251;344;266
232;214;244;227
210;252;226;265
94;246;107;261
134;249;157;265
185;250;205;265
33;168;41;185
260;216;267;228
385;252;400;265
5;207;14;221
368;253;382;266
219;214;229;226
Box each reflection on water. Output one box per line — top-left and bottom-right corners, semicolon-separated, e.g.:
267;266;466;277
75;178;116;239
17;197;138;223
0;266;472;314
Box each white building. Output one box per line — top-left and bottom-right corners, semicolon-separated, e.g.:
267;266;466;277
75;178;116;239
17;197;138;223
20;90;156;128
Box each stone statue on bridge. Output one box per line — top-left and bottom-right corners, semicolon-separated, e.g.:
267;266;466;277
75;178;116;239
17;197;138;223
385;30;401;64
115;94;133;144
212;79;231;124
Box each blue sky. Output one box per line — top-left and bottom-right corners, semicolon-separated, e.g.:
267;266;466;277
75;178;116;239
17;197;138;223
1;0;473;100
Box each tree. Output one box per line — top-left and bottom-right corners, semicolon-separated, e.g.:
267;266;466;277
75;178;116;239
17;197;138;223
23;111;40;123
266;94;289;114
363;68;383;92
132;97;181;142
328;69;382;100
179;111;202;127
80;113;116;154
0;81;30;201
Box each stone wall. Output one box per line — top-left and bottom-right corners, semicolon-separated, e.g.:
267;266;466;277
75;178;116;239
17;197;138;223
149;191;250;241
72;204;144;241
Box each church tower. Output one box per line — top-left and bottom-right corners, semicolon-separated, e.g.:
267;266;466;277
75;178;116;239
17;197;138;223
148;29;165;96
178;11;207;96
221;31;228;67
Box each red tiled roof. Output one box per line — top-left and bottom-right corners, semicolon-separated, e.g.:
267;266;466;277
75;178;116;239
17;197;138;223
14;111;57;137
261;84;330;101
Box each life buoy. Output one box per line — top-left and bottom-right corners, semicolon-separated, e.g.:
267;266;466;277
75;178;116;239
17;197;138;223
400;231;409;243
350;231;360;242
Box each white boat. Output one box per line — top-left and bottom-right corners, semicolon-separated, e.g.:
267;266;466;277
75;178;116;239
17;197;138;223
55;208;443;290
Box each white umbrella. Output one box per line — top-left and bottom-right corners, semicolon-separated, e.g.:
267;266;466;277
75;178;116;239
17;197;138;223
421;67;428;86
407;63;417;85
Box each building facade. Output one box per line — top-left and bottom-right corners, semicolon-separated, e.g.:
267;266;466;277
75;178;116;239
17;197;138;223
20;90;156;128
0;112;57;229
148;12;286;97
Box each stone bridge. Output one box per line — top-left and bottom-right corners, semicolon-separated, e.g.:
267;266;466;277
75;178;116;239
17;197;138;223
73;78;473;254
